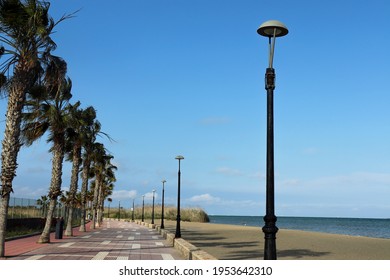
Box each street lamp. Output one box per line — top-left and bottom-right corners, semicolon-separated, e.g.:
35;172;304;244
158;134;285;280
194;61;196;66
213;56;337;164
151;189;156;224
161;180;166;229
257;20;288;260
118;201;121;221
175;155;184;238
132;198;135;222
141;195;145;222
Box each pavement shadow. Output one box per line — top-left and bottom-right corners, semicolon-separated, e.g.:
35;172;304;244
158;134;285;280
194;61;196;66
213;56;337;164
179;228;263;260
176;227;331;260
277;249;330;259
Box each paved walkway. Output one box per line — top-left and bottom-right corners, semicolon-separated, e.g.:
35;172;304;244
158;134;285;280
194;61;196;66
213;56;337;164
4;220;183;260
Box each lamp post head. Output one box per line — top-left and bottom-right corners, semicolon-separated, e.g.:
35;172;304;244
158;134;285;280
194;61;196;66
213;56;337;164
257;20;288;38
162;179;166;184
175;155;184;160
257;20;288;69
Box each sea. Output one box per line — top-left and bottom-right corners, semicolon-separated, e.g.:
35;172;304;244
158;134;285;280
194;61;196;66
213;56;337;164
208;215;390;239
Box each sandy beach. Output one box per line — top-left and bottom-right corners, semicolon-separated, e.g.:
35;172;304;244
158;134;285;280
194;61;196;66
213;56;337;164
161;220;390;260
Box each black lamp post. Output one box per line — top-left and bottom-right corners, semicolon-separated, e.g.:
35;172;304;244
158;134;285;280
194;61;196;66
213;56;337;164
257;20;288;260
175;155;184;238
118;201;121;221
141;195;145;222
151;189;156;224
132;198;135;222
161;180;166;229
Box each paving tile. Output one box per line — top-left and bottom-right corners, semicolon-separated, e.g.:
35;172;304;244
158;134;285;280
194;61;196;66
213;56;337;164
5;220;183;260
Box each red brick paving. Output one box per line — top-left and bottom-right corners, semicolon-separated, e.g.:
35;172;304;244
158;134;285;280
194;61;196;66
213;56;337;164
3;220;183;260
4;221;93;258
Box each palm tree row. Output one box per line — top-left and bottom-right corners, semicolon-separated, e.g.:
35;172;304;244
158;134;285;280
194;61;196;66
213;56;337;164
0;0;116;256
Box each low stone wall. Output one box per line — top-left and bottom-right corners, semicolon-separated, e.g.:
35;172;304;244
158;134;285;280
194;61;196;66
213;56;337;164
136;220;217;260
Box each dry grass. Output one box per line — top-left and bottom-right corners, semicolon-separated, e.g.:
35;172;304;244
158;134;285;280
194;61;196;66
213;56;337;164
105;205;210;223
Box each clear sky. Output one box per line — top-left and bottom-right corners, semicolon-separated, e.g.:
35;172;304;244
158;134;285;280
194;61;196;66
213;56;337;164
1;0;390;218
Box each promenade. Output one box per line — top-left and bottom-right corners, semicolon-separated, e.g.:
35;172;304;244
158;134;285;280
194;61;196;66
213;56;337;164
4;220;183;260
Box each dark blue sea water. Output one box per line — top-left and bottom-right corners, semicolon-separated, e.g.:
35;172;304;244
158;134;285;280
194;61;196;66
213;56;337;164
209;215;390;239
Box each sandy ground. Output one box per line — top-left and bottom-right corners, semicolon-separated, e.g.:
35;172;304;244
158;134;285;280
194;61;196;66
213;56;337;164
161;220;390;260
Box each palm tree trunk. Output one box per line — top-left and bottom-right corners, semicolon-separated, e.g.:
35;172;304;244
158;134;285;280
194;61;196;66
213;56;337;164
79;157;90;232
38;139;65;243
91;176;100;230
0;79;28;257
38;199;56;244
99;201;105;225
96;179;103;227
0;195;10;257
65;145;81;236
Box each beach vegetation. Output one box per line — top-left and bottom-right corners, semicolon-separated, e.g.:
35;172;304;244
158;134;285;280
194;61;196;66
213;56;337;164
106;205;210;223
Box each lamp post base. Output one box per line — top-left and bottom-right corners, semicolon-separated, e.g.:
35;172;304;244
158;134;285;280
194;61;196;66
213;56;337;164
262;215;278;260
175;215;181;238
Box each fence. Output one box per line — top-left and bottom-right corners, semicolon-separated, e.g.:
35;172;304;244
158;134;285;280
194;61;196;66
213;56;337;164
2;197;81;221
7;197;42;219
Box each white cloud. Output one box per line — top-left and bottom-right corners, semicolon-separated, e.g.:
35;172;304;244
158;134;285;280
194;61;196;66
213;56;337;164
280;178;300;187
188;193;221;204
144;191;159;201
215;167;243;176
13;186;48;199
111;190;137;200
308;172;390;188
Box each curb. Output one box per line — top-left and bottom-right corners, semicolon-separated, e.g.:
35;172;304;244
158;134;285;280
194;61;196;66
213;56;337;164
134;220;218;260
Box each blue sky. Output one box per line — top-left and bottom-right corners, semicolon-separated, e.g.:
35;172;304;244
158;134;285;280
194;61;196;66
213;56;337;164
1;0;390;218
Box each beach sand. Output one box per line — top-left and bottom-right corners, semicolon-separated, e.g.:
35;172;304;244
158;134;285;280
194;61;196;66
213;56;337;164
161;220;390;260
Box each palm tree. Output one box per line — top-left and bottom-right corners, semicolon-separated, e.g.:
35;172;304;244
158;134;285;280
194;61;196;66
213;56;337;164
21;56;73;243
89;144;116;228
89;143;106;229
0;0;72;256
64;104;96;236
36;195;49;217
78;120;101;232
97;170;116;226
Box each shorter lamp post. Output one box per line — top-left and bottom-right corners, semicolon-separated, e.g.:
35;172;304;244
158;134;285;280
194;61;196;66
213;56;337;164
151;189;156;224
118;201;121;221
175;155;184;238
161;180;166;229
141;195;145;222
132;198;135;222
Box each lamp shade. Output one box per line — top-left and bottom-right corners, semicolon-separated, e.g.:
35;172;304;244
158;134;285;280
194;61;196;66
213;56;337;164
257;20;288;37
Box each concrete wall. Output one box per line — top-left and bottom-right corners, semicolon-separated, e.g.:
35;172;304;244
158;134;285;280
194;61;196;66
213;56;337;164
136;220;217;260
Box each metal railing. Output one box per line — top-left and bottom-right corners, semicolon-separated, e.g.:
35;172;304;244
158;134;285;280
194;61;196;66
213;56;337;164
2;197;81;220
8;197;42;219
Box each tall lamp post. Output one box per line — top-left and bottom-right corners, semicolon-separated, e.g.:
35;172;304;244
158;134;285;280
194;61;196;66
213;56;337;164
151;189;156;224
141;195;145;222
175;155;184;238
257;20;288;260
161;180;166;229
